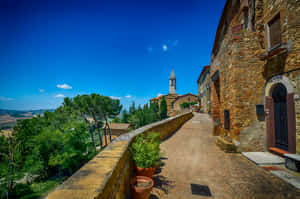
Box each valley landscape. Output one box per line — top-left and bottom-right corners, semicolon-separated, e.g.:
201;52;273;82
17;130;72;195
0;109;54;129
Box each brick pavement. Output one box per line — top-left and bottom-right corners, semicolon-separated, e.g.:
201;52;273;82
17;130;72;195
151;113;300;199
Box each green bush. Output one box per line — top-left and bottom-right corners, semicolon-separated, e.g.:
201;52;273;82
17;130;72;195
180;101;197;109
130;132;161;168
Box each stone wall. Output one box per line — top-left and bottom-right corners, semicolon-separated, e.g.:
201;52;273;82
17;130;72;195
111;129;130;137
294;74;300;154
46;112;193;199
210;0;300;152
172;94;198;112
198;66;211;114
150;94;198;115
150;94;178;114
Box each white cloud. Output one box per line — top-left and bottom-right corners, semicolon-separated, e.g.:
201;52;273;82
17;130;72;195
0;96;13;101
110;96;122;100
57;84;72;89
39;89;45;93
157;93;163;97
125;95;132;98
55;94;65;98
162;44;167;51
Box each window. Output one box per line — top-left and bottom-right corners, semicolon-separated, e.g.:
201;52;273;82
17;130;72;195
267;14;281;50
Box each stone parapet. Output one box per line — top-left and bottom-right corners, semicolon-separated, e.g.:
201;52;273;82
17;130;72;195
46;112;193;199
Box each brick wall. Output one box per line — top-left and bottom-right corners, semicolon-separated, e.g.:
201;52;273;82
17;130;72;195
210;0;300;152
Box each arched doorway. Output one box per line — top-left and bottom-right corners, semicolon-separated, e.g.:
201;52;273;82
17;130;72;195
272;83;288;150
265;75;296;153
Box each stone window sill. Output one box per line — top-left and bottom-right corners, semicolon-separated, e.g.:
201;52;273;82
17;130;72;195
259;44;287;60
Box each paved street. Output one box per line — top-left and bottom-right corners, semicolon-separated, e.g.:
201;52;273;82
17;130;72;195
151;113;300;199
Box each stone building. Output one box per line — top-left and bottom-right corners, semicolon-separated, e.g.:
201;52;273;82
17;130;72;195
210;0;300;154
150;70;198;115
197;65;211;113
172;93;199;112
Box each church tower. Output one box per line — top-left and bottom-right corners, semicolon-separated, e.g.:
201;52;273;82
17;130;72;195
169;69;177;94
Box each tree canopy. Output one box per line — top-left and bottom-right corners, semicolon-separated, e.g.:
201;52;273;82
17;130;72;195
0;93;122;199
160;97;168;119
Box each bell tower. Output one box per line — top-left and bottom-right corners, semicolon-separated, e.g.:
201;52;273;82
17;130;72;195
169;69;177;94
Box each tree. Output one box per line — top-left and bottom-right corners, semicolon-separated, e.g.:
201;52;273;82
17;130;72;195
73;95;98;148
150;102;159;114
0;134;21;196
160;97;168;119
0;135;8;163
72;94;122;147
129;102;136;115
146;102;159;124
112;117;121;123
14;117;44;163
121;110;129;123
97;95;122;142
48;120;91;174
128;114;140;129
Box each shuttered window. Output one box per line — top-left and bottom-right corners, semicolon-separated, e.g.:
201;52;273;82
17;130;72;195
268;14;281;49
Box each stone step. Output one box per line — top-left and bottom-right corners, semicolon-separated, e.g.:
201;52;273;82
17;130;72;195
284;154;300;172
242;152;285;165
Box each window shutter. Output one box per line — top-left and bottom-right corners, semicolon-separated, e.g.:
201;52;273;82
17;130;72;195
286;93;296;153
266;96;275;148
269;15;281;48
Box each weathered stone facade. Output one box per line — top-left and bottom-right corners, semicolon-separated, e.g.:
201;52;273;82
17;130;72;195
150;70;198;115
172;93;199;111
197;65;211;113
210;0;300;153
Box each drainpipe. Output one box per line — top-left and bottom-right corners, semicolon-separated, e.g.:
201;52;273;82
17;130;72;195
251;0;255;31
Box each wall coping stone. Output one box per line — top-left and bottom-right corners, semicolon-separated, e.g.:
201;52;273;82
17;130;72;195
114;111;191;142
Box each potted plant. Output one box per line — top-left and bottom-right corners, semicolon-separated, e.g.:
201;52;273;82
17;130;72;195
130;132;161;178
131;176;154;199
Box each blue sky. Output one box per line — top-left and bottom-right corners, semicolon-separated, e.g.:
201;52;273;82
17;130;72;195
0;0;225;110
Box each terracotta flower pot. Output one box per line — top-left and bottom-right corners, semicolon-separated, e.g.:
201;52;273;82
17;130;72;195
135;165;157;179
131;176;154;199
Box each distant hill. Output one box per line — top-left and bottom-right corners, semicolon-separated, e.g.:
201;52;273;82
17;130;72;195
0;109;54;129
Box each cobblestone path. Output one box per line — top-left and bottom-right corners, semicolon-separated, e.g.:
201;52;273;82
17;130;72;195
151;113;300;199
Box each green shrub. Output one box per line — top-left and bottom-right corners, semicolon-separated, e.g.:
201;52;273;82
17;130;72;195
14;184;35;198
180;101;197;109
0;183;36;199
130;132;161;168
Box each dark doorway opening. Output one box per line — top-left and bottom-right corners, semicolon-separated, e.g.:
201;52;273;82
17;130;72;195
272;83;288;151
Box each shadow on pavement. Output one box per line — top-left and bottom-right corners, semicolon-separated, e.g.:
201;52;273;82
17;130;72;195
152;175;175;194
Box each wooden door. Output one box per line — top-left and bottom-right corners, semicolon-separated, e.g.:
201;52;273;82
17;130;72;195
272;83;288;151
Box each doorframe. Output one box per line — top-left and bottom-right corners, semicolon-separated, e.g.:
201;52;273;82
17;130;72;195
265;75;296;153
